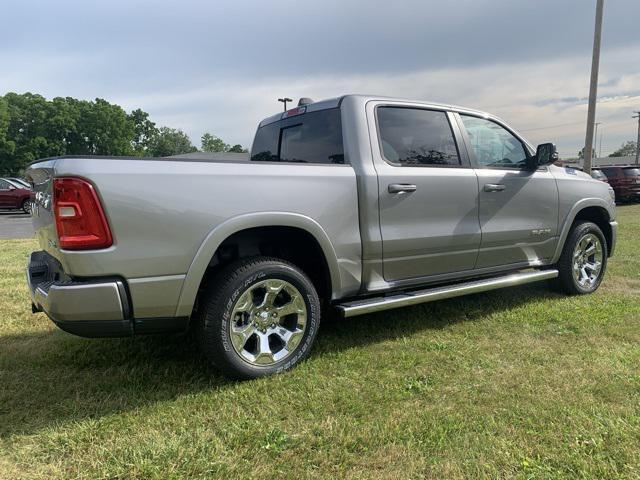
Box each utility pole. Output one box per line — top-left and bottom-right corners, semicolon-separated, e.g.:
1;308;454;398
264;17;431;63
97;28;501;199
634;111;640;165
278;98;292;111
583;0;604;172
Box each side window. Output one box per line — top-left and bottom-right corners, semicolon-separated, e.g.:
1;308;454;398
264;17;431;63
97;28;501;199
460;115;529;169
377;107;461;166
0;179;11;190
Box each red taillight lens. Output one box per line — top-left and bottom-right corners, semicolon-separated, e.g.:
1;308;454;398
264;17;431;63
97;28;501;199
53;177;113;250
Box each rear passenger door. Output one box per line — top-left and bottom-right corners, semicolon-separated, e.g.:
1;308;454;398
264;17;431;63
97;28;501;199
456;114;559;268
372;105;481;282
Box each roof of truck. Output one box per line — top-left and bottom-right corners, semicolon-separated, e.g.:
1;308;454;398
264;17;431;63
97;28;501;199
258;94;496;128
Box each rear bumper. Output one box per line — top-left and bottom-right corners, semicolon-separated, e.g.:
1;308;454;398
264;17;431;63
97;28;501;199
27;251;133;337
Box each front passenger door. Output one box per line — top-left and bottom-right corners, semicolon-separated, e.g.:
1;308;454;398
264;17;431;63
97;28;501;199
457;114;559;268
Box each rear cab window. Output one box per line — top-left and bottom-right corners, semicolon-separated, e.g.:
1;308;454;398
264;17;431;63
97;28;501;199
251;108;345;164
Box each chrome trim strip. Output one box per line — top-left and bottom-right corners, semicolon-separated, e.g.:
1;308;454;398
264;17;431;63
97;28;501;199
337;269;558;318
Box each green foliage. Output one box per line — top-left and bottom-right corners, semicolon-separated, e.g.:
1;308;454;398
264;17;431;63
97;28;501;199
201;133;247;153
0;93;140;174
148;127;197;157
609;140;637;157
0;92;248;173
128;108;158;156
0;97;16;174
228;144;248;153
201;132;229;152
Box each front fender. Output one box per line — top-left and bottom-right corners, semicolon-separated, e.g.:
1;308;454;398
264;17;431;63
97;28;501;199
551;197;614;263
174;212;343;317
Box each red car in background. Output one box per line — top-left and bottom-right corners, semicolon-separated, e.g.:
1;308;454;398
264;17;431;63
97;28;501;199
0;178;32;213
599;166;640;203
591;168;609;184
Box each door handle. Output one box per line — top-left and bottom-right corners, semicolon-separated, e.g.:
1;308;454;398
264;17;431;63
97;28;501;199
484;183;506;192
388;183;417;194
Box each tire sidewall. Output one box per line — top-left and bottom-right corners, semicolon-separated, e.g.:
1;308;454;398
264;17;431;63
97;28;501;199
205;260;320;379
564;222;608;294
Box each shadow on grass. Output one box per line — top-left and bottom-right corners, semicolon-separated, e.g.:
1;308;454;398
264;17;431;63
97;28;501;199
0;282;560;438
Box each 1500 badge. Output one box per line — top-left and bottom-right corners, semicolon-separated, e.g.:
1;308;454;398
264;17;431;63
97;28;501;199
531;228;551;236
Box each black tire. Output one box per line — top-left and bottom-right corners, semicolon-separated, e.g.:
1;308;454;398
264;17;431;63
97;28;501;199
554;221;607;295
21;199;31;214
196;256;321;380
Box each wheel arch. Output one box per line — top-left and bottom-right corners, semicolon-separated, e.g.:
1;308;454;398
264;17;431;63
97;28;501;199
175;212;341;317
552;199;614;263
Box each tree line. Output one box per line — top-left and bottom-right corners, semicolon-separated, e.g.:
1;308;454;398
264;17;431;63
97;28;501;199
0;92;247;175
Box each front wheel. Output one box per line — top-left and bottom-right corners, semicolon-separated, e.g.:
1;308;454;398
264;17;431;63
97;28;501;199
196;257;321;380
554;221;607;295
21;199;32;214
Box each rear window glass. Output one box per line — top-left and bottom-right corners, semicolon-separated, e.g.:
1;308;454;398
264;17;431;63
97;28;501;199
623;168;640;177
250;108;345;164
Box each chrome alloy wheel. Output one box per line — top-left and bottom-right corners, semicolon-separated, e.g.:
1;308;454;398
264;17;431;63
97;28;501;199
229;279;307;366
572;233;604;289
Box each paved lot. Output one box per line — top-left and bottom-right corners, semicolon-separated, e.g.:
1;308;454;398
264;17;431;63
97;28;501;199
0;211;34;239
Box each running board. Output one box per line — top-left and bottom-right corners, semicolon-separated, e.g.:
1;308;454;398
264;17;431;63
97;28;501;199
336;269;558;318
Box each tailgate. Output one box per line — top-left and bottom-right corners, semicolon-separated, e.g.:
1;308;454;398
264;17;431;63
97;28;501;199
25;159;59;256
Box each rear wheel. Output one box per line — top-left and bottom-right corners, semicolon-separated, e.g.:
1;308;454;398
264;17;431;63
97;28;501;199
196;257;321;379
554;221;607;295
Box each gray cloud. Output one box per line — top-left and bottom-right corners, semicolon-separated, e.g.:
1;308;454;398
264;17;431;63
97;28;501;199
1;0;640;155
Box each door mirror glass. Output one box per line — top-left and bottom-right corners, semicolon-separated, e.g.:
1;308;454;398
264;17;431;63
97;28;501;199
534;143;558;167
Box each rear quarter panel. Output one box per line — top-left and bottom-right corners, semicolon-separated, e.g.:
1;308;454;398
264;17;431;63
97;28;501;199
30;157;362;317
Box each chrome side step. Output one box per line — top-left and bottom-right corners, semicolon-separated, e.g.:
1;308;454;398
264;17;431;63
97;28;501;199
336;269;558;318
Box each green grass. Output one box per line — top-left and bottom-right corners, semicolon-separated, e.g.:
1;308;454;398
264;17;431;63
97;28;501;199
1;206;639;479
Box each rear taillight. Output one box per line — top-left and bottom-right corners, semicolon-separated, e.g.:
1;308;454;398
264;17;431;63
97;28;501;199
53;177;113;250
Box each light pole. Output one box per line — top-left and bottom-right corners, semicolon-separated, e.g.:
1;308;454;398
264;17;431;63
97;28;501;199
583;0;604;172
599;129;603;159
633;111;640;165
278;98;293;111
594;122;601;159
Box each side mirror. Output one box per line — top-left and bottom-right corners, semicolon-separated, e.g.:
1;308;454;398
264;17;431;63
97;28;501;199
531;143;558;168
8;184;16;191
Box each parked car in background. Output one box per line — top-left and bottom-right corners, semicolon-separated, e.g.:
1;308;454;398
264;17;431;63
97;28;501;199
591;169;609;184
599;166;640;202
7;177;31;189
25;95;617;379
0;178;32;213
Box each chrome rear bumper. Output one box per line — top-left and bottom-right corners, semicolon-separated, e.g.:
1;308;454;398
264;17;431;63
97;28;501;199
27;251;133;337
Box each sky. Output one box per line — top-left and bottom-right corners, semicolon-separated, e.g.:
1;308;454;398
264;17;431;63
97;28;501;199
1;0;640;157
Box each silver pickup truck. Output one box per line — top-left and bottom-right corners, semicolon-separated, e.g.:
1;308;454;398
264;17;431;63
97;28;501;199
26;94;617;379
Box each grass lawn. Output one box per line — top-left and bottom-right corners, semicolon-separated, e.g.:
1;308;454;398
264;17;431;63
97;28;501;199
1;206;639;479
